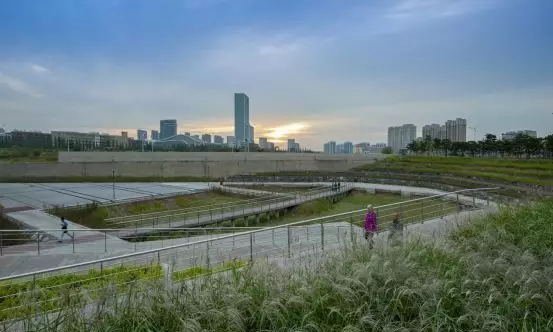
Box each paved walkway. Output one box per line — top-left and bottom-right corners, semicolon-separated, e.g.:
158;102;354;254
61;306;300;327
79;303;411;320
0;182;497;277
112;185;352;234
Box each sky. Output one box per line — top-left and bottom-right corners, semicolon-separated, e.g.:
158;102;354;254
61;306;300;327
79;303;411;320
0;0;552;149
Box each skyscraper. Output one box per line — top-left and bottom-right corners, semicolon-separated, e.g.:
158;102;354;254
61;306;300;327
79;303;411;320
388;124;416;153
343;142;354;154
137;129;147;141
323;141;336;154
445;118;467;142
160;119;177;140
151;130;159;140
213;135;224;144
234;93;252;146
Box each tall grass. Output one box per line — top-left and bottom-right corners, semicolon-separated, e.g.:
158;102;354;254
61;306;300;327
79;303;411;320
14;200;553;331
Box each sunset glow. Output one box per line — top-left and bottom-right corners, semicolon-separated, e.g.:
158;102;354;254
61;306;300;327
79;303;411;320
263;122;310;141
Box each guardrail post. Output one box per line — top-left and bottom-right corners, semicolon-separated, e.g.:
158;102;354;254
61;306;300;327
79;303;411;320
0;232;3;256
104;231;107;253
456;194;460;211
287;225;291;258
206;241;210;269
272;228;275;246
350;221;354;244
249;233;254;262
472;195;476;208
420;200;424;223
320;222;324;251
37;232;40;256
72;231;75;253
197;212;200;224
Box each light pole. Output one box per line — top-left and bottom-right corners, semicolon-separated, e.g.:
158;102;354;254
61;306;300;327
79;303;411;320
112;158;115;200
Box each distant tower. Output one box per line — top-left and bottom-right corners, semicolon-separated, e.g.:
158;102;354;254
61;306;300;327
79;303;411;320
234;93;252;146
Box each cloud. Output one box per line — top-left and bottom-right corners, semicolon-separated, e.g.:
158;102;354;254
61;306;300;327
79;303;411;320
0;72;42;98
387;0;498;20
30;64;51;74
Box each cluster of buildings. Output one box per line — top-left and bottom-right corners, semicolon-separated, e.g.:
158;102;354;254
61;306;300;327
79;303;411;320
421;118;467;142
323;141;386;155
501;130;537;141
1;92;304;152
386;118;467;153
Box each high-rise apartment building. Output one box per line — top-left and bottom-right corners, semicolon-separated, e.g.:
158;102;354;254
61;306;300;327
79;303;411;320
213;135;224;144
388;124;417;153
422;124;442;140
160;119;177;140
343;141;353;154
226;136;236;146
323;141;336;154
137;129;147;141
422;119;466;142
234;93;253;146
287;139;300;152
445;118;467;142
151;130;159;140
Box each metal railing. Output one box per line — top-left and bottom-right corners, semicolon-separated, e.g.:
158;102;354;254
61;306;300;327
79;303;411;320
0;187;497;324
0;186;490;257
101;184;353;229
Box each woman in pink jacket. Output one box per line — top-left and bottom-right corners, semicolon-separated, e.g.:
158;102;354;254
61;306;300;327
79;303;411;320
364;205;378;249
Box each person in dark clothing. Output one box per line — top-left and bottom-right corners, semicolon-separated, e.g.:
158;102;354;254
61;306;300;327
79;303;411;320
388;213;404;246
58;216;73;243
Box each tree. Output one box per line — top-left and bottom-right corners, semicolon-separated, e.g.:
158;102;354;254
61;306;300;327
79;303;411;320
381;147;393;154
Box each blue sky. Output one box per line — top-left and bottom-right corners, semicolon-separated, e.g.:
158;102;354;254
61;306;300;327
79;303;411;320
0;0;552;149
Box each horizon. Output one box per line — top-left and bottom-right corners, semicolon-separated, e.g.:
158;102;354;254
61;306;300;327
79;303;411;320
1;0;552;149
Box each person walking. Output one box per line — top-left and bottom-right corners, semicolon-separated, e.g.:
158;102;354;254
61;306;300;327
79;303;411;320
388;212;404;246
364;205;378;249
58;216;73;243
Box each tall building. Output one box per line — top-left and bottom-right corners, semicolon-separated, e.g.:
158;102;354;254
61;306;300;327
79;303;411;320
258;137;268;150
121;131;128;139
234;93;252;146
213;135;224;144
287;138;300;152
343;142;354;154
137;129;147;141
445;118;467;142
501;130;537;141
151;130;159;140
323;141;336;154
388;124;417;153
201;134;212;144
160;119;177;140
226;136;236;146
422;124;442;140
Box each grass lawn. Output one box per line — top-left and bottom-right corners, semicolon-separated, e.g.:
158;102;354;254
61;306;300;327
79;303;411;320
0;216;32;246
357;156;553;186
25;200;553;331
0;148;58;163
51;190;251;229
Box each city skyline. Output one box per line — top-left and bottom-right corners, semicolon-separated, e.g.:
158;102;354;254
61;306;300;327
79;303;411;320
0;1;552;149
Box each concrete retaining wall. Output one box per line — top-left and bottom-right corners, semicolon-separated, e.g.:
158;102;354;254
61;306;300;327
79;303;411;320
0;152;383;179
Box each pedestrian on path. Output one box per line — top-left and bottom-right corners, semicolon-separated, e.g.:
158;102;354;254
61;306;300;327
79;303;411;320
364;205;378;249
58;216;73;243
388;212;403;246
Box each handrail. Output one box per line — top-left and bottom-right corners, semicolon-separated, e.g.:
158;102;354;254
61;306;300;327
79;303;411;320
104;184;336;222
0;187;497;282
105;185;351;225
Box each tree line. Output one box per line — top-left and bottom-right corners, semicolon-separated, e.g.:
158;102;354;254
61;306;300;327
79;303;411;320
407;133;553;158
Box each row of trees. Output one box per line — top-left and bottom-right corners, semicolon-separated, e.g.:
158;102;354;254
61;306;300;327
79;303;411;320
407;134;553;158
